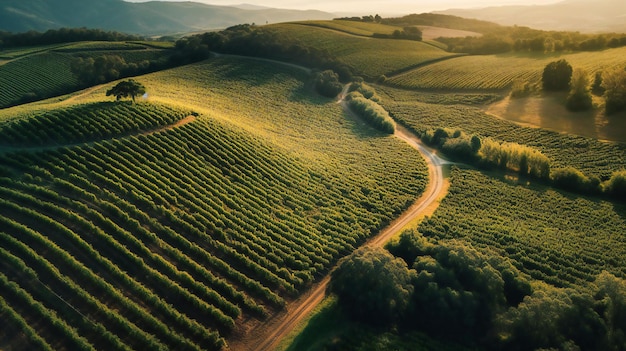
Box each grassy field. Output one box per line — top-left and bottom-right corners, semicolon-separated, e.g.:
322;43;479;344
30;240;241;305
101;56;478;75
264;23;457;79
386;47;626;90
377;86;626;179
0;56;429;350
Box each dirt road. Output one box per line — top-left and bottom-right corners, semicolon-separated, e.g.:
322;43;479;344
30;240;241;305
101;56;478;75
233;87;447;351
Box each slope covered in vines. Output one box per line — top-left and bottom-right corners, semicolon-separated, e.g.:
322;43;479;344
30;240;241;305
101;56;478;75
0;57;428;350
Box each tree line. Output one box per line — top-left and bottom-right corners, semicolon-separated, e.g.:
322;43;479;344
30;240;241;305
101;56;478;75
377;13;626;55
413;124;625;200
171;24;354;81
0;28;140;49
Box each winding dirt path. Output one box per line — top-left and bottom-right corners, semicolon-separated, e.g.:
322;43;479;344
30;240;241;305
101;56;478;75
230;86;447;351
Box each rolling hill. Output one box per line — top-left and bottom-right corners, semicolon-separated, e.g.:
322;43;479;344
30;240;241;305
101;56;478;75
0;56;429;350
437;0;626;33
0;0;334;35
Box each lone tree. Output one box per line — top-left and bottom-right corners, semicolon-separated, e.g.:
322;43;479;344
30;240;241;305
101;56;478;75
106;79;146;103
542;59;573;91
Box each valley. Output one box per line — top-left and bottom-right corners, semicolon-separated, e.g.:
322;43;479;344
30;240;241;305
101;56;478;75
1;7;626;351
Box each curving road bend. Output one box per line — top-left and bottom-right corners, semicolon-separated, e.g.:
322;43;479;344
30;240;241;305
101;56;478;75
243;87;447;351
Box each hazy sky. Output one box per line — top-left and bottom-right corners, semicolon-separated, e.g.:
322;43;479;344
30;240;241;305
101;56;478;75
125;0;562;14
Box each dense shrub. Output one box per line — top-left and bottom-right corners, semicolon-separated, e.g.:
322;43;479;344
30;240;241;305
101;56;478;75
313;70;343;98
551;167;600;194
566;69;593;112
602;68;626;115
603;170;626;200
347;92;395;134
328;247;414;325
384;230;626;351
349;81;380;102
543;59;573;91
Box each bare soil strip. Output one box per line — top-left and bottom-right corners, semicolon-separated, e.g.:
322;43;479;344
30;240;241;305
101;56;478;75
229;89;447;351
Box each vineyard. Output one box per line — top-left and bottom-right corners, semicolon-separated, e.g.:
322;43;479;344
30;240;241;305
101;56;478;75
0;102;189;147
0;42;173;108
377;86;626;179
418;168;626;288
386;46;626;90
0;57;428;350
0;52;78;108
264;23;457;79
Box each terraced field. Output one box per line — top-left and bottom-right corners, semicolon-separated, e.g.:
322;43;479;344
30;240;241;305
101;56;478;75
264;23;457;79
0;57;428;350
386;46;626;90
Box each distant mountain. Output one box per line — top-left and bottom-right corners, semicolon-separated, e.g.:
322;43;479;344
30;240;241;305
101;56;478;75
436;0;626;33
0;0;335;35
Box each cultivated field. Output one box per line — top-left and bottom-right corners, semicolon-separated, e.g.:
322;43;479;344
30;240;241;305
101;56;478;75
0;56;428;350
386;47;626;90
419;168;626;287
264;23;457;79
0;41;172;108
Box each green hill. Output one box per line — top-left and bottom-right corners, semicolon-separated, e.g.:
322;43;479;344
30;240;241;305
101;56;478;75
0;57;428;350
0;0;334;35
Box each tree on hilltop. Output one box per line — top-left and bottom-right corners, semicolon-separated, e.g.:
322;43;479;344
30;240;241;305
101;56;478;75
106;79;146;103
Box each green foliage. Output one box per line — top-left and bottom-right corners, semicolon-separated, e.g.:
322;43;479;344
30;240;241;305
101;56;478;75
106;79;146;102
384;225;626;351
385;231;533;343
602;68;626;115
349;81;380;102
543;59;573;91
510;79;533;98
178;23;453;80
347;92;395;134
0;28;140;48
551;167;600;194
419;126;551;179
603;170;626;200
566;69;593;112
377;86;626;180
313;70;343;98
0;52;78;108
329;247;414;325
